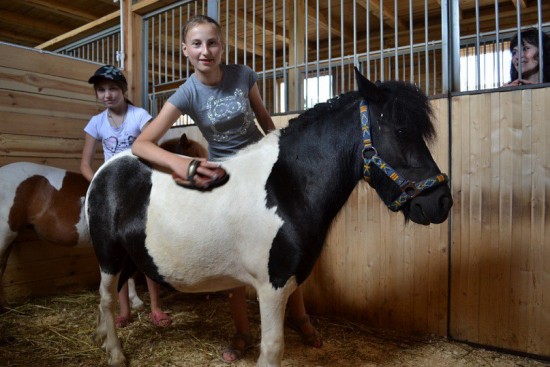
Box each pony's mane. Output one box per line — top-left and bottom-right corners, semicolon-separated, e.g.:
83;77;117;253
377;81;436;143
285;81;435;143
287;91;360;126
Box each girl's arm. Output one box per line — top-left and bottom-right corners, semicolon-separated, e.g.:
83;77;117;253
80;133;98;182
249;83;276;134
132;102;222;187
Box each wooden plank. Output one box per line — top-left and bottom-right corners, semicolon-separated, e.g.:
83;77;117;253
0;156;100;173
36;11;120;50
0;66;95;101
0;89;100;119
0;43;100;81
0;111;88;139
450;89;550;358
0;134;85;157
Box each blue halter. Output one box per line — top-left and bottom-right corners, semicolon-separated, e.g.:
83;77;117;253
360;100;449;212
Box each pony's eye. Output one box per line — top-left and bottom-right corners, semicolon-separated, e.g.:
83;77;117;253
396;128;409;139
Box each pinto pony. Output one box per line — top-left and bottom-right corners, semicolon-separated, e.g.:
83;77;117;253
87;69;453;367
0;133;205;307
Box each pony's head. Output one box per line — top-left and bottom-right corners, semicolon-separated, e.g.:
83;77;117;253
354;67;452;224
160;133;208;158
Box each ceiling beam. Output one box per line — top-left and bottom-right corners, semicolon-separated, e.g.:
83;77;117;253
0;29;45;46
0;10;72;37
19;0;108;22
356;0;407;30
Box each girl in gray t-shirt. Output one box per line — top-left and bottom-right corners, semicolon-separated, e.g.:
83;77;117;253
131;14;321;363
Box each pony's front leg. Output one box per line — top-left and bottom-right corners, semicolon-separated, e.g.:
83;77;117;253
93;272;126;367
256;283;295;367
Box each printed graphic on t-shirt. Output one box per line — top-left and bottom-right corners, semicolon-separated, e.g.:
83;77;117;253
103;135;137;154
207;89;253;142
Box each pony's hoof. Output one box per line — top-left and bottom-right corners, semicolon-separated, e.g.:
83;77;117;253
108;351;126;367
92;332;105;347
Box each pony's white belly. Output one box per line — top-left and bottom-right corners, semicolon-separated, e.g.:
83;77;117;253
144;134;283;291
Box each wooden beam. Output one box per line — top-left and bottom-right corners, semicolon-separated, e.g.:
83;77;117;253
20;0;103;22
357;0;407;30
131;0;178;16
0;10;72;37
0;29;44;47
35;11;120;50
511;0;527;9
307;3;342;38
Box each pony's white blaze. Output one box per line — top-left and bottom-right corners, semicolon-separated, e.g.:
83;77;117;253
145;133;284;292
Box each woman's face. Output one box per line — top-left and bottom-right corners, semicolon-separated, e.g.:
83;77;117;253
182;23;224;74
95;80;125;110
512;40;540;79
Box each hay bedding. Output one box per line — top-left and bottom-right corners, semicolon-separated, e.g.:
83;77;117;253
0;287;547;367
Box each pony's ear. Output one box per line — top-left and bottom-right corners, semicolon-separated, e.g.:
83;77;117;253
179;133;189;147
354;66;380;102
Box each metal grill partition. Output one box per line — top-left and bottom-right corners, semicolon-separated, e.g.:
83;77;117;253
140;0;549;121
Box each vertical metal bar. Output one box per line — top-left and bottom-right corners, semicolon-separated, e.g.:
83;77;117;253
328;0;332;92
207;0;218;20
317;0;320;103
380;0;384;81
282;0;287;113
225;2;229;64
171;9;175;81
394;0;398;80
157;15;161;86
151;17;155;90
474;0;480;89
244;0;247;65
440;0;448;93
142;19;150;111
234;0;238;64
293;0;297;110
186;5;191;79
179;6;182;80
253;0;256;72
450;0;460;92
495;0;500;86
262;0;266;99
424;0;428;91
516;0;522;79
164;12;168;84
537;0;543;83
340;0;344;91
409;0;413;82
366;0;370;80
273;0;277;111
304;0;309;108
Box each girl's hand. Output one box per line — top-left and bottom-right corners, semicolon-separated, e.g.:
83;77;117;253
172;157;229;191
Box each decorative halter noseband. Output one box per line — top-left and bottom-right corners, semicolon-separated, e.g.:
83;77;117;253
360;100;448;212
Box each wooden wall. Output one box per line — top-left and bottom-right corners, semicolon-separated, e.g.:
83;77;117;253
0;43;103;300
450;88;550;357
303;98;450;336
0;43;103;171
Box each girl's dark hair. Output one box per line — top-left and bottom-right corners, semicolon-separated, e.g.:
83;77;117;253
509;28;550;83
182;15;223;43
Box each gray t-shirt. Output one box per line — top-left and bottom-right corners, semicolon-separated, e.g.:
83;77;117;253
168;64;264;160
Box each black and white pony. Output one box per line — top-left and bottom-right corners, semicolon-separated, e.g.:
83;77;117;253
86;69;452;366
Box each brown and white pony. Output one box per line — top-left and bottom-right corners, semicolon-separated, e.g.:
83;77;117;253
0;133;206;307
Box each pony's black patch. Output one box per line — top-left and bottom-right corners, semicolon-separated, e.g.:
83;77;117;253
264;79;450;289
265;92;364;288
87;156;165;286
